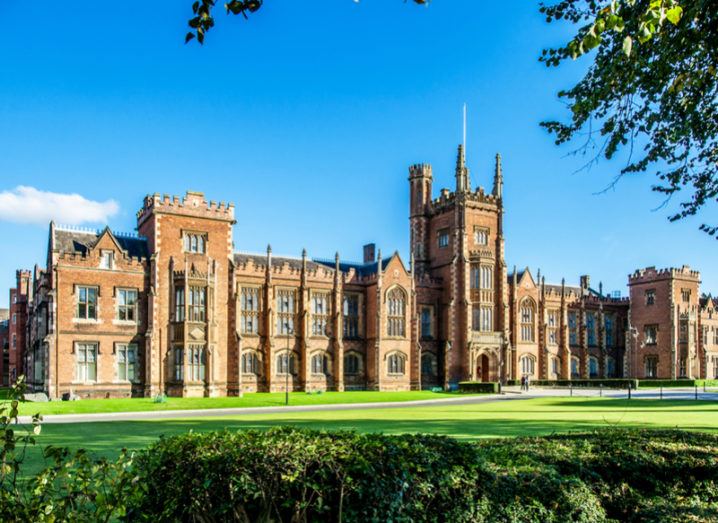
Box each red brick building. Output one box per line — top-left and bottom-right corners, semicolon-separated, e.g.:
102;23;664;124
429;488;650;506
9;145;717;398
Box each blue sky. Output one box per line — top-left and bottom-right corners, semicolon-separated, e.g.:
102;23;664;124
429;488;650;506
0;0;714;308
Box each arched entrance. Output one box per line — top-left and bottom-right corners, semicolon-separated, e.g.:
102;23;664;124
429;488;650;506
472;348;498;382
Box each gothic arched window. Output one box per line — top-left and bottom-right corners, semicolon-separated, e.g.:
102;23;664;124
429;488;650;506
387;288;406;337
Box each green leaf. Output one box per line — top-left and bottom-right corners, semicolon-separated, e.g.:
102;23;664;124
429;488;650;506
623;35;633;56
666;6;683;25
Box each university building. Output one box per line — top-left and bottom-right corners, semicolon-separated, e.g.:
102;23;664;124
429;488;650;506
5;145;718;398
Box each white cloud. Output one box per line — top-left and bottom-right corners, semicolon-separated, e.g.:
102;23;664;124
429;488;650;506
0;186;119;226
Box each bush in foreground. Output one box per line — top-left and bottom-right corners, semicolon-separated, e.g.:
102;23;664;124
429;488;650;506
3;428;718;522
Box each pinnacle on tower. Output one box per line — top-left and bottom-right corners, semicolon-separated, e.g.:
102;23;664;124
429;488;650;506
493;153;503;198
455;144;471;193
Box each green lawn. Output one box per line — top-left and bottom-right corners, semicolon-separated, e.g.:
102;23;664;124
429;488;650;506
17;390;455;416
19;396;718;475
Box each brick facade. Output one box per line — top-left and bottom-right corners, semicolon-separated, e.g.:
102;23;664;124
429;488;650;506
8;145;717;398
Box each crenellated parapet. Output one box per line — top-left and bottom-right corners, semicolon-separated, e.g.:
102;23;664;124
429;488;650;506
629;265;701;284
136;190;235;226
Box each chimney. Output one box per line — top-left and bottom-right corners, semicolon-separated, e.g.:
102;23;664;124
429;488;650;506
363;243;376;264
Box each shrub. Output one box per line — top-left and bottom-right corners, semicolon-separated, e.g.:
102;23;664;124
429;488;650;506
458;381;499;393
639;379;718;388
507;379;638;389
4;428;718;521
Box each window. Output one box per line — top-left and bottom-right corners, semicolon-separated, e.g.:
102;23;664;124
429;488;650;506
520;301;535;342
387;288;406;337
681;288;691;303
76;343;97;382
548;310;558;345
311;353;329;375
188;287;207;322
474;227;488;245
277;352;296;375
11;314;15;325
187;346;206;382
481;266;493;289
713;356;718;379
241;351;260;374
551;357;559;376
480;306;493;332
520;355;535;376
117;289;138;322
77;286;98;320
606;356;616;377
277;290;296;335
679;321;688;343
311;292;330;336
420;307;432;339
645;356;658;378
240;287;260;335
117;343;138;382
605;316;614;347
387;352;406;375
421;353;437;377
11;334;16;349
344;353;360;375
589;356;599;378
704;326;709;345
175;287;185;322
571;356;580;378
183;232;206;254
437;229;449;249
644;324;658;345
100;250;114;270
470;266;480;289
174;347;183;381
471;265;493;289
645;289;655;306
679;357;687;378
586;313;596;346
714;328;718;345
568;312;578;345
343;294;360;338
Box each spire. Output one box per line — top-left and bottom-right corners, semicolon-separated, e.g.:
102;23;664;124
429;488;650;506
493;153;503;198
455;144;470;193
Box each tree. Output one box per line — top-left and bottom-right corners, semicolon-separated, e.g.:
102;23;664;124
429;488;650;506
540;0;718;236
185;0;429;44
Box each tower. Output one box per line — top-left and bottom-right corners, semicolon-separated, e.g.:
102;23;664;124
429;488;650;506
409;163;433;275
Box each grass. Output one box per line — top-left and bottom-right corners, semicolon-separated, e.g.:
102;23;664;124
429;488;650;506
17;396;718;475
17;390;456;416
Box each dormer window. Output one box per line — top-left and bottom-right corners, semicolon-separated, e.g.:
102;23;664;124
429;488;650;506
100;250;114;270
183;232;206;254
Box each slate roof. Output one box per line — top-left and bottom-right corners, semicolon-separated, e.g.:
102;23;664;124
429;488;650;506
53;228;149;259
233;253;327;272
314;258;392;277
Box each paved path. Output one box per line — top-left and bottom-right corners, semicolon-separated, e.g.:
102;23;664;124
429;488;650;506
17;386;718;425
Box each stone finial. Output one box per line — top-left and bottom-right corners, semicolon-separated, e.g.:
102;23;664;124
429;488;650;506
493;153;503;199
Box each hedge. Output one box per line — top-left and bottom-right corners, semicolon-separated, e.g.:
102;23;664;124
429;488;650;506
506;379;638;389
638;379;718;388
458;381;499;393
4;428;718;521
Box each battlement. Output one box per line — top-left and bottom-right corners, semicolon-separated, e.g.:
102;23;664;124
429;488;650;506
628;265;701;284
136;190;235;225
409;163;433;179
431;185;500;212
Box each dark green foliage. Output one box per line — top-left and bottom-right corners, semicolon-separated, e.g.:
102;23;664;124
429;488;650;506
458;381;500;393
638;379;718;388
4;428;718;521
540;0;718;237
506;379;638;389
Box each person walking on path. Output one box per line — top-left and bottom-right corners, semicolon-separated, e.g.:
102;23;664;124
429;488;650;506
520;375;526;391
525;375;531;391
